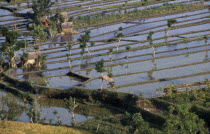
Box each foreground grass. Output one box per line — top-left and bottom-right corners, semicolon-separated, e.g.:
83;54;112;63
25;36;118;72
0;121;91;134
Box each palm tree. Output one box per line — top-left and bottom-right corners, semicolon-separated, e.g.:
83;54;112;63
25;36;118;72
115;27;124;51
166;19;177;37
78;30;91;55
29;0;54;24
108;48;113;61
125;46;131;58
30;24;47;50
95;59;105;90
147;31;156;57
116;33;123;51
79;49;84;70
64;97;78;126
65;41;72;70
0;27;24;68
35;54;47;67
204;35;208;60
23;33;30;52
204;35;208;46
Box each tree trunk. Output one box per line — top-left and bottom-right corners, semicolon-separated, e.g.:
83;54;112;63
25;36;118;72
116;43;119;51
86;47;91;55
71;111;76;126
68;60;72;69
166;28;171;37
109;53;113;61
100;79;104;90
152;46;156;58
117;38;121;51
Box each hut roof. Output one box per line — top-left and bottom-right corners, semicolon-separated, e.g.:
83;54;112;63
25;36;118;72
61;22;73;29
24;51;40;60
100;74;113;82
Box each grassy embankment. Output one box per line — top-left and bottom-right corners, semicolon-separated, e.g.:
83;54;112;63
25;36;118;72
0;120;91;134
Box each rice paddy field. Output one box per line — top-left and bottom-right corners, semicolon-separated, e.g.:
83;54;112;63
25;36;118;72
1;0;209;97
1;0;210;131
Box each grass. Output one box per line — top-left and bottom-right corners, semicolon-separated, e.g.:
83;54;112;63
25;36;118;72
75;2;206;28
0;120;91;134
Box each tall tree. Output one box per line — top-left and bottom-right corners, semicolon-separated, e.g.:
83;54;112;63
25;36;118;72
29;24;48;49
147;31;156;57
108;48;113;61
78;30;92;56
0;27;24;68
95;59;106;90
204;35;208;59
125;46;131;58
166;19;177;37
115;27;124;51
65;40;73;70
64;97;78;126
29;0;54;23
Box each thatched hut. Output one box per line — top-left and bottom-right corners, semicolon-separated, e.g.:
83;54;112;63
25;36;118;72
40;16;50;27
61;22;73;34
21;51;40;67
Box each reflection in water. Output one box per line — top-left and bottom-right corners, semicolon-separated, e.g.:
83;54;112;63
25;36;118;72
204;37;209;61
147;58;156;80
0;92;92;125
22;67;45;80
61;34;73;43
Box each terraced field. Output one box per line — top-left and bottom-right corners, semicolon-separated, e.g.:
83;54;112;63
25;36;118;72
1;0;210;98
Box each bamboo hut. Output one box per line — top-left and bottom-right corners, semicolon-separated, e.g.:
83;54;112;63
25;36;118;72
61;22;73;33
21;51;40;67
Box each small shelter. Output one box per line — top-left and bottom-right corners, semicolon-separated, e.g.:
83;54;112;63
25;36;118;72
61;22;73;34
21;51;40;67
100;74;113;82
54;11;79;34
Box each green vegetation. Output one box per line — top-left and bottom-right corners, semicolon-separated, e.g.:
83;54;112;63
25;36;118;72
0;0;27;3
78;31;92;56
166;19;177;37
0;0;210;133
75;3;205;28
0;27;24;70
28;0;54;24
64;97;78;126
